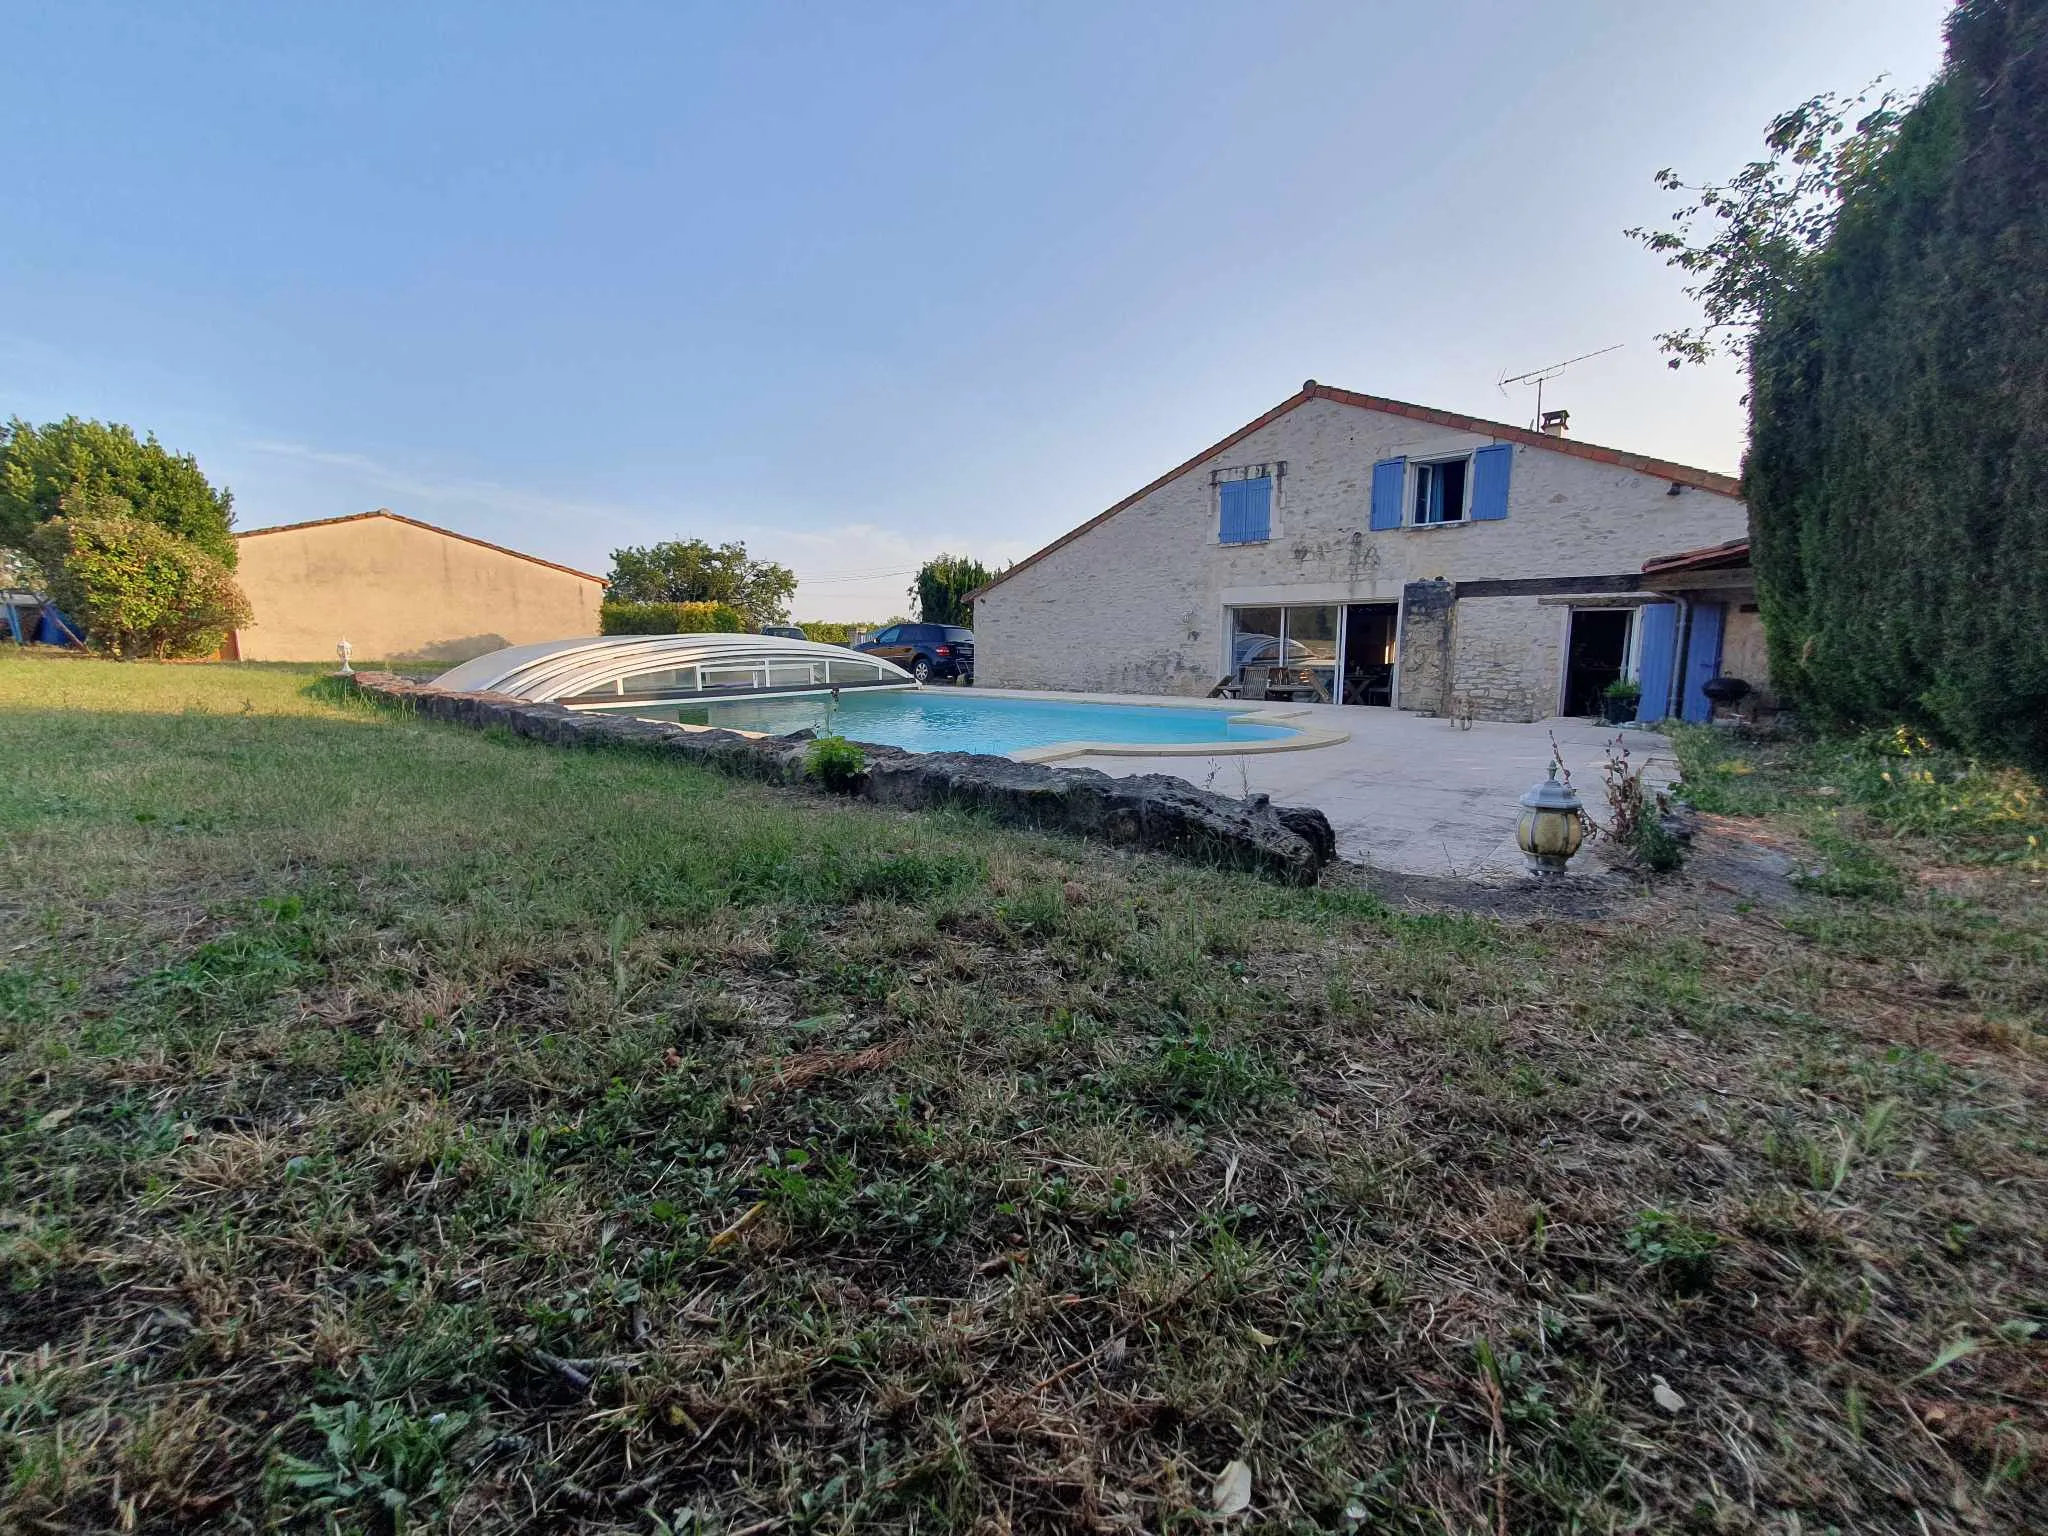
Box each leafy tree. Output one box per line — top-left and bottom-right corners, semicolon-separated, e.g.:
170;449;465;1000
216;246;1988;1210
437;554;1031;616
29;495;254;659
1626;85;1904;367
910;554;996;627
1;416;237;566
605;540;796;625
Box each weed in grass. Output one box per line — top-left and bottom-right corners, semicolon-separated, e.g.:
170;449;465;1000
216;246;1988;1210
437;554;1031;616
1124;1018;1284;1121
268;1398;473;1532
1622;1208;1722;1295
805;734;866;793
1799;823;1906;900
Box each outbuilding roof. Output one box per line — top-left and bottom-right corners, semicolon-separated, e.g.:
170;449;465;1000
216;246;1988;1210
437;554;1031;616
1641;537;1753;576
971;381;1743;601
235;508;607;585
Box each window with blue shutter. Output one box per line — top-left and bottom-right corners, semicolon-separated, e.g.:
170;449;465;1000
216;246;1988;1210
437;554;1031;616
1219;476;1271;544
1369;458;1406;531
1470;442;1512;520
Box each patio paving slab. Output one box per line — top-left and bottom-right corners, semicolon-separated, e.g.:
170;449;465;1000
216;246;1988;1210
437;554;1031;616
1042;699;1675;881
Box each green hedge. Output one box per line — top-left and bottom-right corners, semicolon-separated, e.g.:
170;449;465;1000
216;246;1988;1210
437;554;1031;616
599;600;746;636
797;621;876;647
1748;0;2048;773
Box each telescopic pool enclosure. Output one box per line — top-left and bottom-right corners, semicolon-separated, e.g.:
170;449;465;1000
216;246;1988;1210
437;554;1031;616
431;634;917;711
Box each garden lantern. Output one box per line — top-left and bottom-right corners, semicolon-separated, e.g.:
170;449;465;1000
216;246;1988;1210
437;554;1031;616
1517;765;1584;877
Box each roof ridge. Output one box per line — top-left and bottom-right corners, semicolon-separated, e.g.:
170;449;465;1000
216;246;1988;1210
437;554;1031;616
235;508;608;585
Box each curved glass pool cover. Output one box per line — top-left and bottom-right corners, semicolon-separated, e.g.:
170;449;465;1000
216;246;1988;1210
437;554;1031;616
431;634;916;709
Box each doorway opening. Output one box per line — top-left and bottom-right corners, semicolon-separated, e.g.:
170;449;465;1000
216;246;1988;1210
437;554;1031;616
1562;608;1632;716
1342;603;1399;706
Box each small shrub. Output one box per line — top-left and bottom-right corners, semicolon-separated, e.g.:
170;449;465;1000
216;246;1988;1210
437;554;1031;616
806;734;866;793
28;498;253;659
1600;732;1685;873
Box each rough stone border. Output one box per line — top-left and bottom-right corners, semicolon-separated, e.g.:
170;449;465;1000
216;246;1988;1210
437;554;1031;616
352;673;1337;885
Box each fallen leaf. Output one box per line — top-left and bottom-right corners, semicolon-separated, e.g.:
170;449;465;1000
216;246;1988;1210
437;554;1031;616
36;1107;76;1132
1247;1327;1281;1348
1212;1458;1252;1517
706;1201;767;1252
1651;1375;1686;1413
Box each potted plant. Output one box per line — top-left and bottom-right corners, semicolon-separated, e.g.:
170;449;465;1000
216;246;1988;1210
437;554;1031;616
1600;677;1641;724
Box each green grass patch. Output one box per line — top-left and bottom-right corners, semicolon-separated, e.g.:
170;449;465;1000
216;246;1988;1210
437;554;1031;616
2;653;2045;1534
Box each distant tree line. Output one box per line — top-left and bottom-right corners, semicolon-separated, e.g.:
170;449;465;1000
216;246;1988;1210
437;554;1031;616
1634;0;2048;771
602;545;1002;641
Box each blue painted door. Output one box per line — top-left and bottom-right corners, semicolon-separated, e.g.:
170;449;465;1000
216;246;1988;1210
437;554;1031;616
1680;602;1726;722
1634;602;1678;723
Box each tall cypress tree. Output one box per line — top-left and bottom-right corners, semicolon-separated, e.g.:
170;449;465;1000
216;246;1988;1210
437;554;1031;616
1747;0;2048;770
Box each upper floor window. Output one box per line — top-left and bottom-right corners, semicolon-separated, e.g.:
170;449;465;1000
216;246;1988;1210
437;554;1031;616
1370;444;1515;530
1413;457;1470;525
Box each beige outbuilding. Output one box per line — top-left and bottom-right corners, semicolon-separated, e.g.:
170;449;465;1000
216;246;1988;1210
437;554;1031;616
228;509;605;664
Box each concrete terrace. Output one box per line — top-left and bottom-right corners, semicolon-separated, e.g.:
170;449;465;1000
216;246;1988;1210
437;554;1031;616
1007;692;1674;881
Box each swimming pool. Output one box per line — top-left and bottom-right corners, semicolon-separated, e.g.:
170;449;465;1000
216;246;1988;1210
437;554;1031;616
626;688;1316;759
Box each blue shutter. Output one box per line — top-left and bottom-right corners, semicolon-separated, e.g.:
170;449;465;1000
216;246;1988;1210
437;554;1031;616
1219;480;1246;543
1369;458;1406;531
1634;602;1678;723
1241;476;1271;541
1470;443;1512;520
1680;602;1726;722
1219;477;1271;543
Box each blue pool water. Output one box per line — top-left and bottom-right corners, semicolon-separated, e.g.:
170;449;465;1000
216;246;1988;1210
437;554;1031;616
632;689;1298;756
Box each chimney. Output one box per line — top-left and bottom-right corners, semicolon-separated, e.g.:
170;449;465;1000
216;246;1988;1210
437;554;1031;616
1540;409;1570;438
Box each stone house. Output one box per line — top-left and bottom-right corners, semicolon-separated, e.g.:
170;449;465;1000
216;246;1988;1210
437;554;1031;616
228;509;605;664
971;381;1758;723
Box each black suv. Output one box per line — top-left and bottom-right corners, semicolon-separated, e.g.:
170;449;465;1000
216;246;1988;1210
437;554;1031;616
858;623;974;684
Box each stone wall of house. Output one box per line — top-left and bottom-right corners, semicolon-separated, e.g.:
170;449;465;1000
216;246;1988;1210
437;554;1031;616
974;393;1747;720
1719;604;1774;706
1448;596;1565;723
1394;580;1453;714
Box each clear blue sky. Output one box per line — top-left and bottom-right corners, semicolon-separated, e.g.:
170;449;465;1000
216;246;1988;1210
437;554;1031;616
2;1;1950;619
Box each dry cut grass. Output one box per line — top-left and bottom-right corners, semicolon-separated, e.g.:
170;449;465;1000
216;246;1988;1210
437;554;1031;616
0;654;2043;1534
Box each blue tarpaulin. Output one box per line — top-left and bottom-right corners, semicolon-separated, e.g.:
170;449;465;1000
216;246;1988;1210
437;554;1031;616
32;603;85;647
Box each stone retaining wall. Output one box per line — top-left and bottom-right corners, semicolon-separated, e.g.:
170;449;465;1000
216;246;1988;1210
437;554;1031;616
352;674;1337;885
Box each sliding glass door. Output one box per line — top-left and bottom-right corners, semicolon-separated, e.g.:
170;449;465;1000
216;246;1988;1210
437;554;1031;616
1228;605;1339;702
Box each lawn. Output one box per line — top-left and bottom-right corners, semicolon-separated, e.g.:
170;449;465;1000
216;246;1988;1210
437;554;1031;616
1;653;2043;1534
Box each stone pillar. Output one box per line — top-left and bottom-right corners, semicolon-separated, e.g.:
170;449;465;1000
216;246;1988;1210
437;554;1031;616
1396;580;1454;715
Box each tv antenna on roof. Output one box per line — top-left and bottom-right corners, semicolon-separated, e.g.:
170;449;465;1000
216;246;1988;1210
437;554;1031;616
1498;343;1623;431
